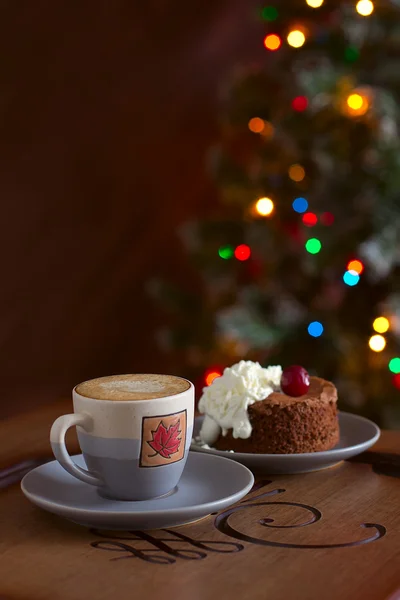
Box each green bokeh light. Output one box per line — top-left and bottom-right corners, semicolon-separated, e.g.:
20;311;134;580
305;238;322;254
389;358;400;374
261;6;278;21
219;245;234;260
345;46;359;63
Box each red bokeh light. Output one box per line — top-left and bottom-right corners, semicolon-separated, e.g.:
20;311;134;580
302;212;318;227
347;259;364;275
234;244;251;261
205;369;222;386
321;211;335;226
393;373;400;390
292;96;308;112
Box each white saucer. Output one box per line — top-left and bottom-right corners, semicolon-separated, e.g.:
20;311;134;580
191;412;380;474
21;452;254;530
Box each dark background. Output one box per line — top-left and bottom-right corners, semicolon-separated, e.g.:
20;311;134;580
0;0;262;418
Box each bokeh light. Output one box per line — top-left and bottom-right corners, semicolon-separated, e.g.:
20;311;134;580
261;6;278;21
308;321;324;337
292;96;308;111
302;212;318;227
292;197;308;213
373;317;390;334
287;30;306;48
389;358;400;374
347;259;364;274
356;0;374;16
288;164;305;182
234;244;251;261
321;212;335;226
255;197;274;216
345;46;359;63
205;369;222;386
248;117;265;133
306;0;324;6
346;92;369;116
343;270;360;286
218;245;234;260
393;373;400;390
264;34;282;51
369;334;386;352
260;121;274;138
347;93;363;110
305;238;322;254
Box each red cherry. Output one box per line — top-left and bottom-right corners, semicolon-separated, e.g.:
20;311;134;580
281;365;310;397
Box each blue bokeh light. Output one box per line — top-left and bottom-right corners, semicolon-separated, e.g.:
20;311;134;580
343;270;360;286
292;197;308;213
308;321;324;337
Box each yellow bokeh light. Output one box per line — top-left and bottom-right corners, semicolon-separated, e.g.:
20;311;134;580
306;0;324;6
255;197;274;216
347;94;363;110
248;117;265;134
287;30;306;48
288;164;305;182
373;317;390;334
356;0;374;16
369;334;386;352
346;92;369;116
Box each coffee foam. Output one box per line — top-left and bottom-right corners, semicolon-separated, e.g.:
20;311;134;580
75;374;190;401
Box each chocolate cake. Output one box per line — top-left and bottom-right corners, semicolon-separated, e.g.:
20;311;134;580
213;376;339;454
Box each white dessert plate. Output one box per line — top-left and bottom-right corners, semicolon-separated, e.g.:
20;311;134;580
21;452;254;530
190;412;380;474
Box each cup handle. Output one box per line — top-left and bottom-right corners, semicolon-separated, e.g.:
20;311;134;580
50;413;103;487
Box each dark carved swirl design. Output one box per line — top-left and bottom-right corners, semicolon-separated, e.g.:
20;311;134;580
90;528;244;564
91;540;177;565
258;501;321;528
214;502;386;549
89;480;386;563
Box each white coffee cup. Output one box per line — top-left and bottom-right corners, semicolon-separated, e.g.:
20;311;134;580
50;374;194;501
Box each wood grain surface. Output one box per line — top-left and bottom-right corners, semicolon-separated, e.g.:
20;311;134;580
1;404;400;600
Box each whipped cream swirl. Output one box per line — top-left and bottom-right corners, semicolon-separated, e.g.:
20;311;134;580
198;360;282;443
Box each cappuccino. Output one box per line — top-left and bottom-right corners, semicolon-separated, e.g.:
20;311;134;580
75;374;190;401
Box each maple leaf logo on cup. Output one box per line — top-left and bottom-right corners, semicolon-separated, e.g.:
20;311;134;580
140;410;187;467
147;420;182;459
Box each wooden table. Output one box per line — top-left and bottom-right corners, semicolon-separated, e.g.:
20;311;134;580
1;401;400;600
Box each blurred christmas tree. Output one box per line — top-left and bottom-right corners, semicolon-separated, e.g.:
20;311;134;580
149;0;400;427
